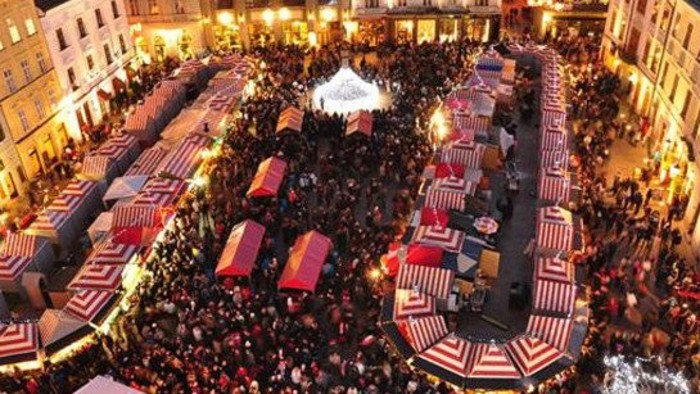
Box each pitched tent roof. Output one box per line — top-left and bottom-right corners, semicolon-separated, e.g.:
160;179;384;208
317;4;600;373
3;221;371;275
346;111;373;137
215;220;265;277
103;176;148;203
75;376;144;394
247;157;287;197
37;309;90;355
276;107;304;133
278;231;333;292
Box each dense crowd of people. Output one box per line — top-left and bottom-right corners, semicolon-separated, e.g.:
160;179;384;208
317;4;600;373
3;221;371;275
2;34;699;393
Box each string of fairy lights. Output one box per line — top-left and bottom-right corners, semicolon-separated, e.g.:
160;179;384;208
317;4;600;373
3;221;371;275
603;355;690;394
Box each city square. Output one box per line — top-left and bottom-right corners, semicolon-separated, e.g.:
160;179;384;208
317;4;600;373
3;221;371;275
0;0;696;393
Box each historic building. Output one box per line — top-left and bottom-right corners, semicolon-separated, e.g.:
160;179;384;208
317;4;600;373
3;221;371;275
529;1;609;39
0;0;69;205
37;0;136;139
602;0;700;244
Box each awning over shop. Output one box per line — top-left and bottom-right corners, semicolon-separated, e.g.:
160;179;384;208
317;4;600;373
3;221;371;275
278;231;332;292
247;157;287;197
215;220;265;277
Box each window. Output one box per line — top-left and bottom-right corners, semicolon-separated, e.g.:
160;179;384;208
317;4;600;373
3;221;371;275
86;54;94;71
128;0;139;15
669;74;679;102
111;0;120;18
56;28;68;50
34;98;45;120
20;59;31;83
636;0;647;15
660;61;669;86
95;9;104;28
24;18;36;36
695;108;700;139
77;18;87;38
67;67;78;89
36;52;47;73
148;0;159;15
104;43;113;64
17;109;29;132
643;39;652;65
423;0;432;4
683;24;693;50
397;0;406;6
119;34;127;54
3;68;16;93
672;14;681;37
680;93;692;120
6;19;20;43
48;88;57;108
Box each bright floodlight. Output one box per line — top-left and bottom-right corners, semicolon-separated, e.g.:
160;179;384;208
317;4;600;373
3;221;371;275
313;67;380;114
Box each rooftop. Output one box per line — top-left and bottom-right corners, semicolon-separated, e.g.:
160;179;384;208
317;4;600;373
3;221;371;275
35;0;70;12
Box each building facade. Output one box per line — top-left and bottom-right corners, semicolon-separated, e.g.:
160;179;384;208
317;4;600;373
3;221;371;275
530;2;609;39
602;0;700;244
37;0;136;139
0;0;70;206
125;0;501;59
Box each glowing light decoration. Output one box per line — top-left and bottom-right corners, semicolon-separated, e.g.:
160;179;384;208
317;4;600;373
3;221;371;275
312;68;380;114
603;355;690;394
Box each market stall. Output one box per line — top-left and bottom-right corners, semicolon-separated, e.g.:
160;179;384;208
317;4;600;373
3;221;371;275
345;110;373;137
535;206;574;252
37;309;91;356
64;289;118;326
247;157;287;198
215;220;265;277
124;146;169;177
532;279;577;315
156;134;212;179
0;233;55;292
538;167;571;203
278;231;333;292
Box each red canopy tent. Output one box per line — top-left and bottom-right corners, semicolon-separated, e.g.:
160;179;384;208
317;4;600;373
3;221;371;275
346;111;373;137
406;244;445;267
276;107;304;134
434;163;466;179
215;220;265;277
419;208;449;228
247;157;287;197
278;231;333;292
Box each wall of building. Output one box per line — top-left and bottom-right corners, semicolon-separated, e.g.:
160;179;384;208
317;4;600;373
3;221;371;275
39;0;135;139
0;0;69;204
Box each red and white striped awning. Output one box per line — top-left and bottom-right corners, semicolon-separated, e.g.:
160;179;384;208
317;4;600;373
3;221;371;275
209;93;237;112
63;179;97;196
540;150;569;168
526;315;574;352
131;191;176;207
87;242;139;265
47;194;82;213
424;189;465;211
418;335;471;378
98;137;135;161
541;129;567;151
540;110;566;128
411;225;465;253
29;210;70;233
0;255;32;281
535;257;574;283
536;207;574;251
404;315;449;352
81;155;114;178
396;264;455;299
4;233;39;257
68;264;124;292
125;146;168;177
157;134;211;179
432;177;477;195
0;323;38;364
112;205;160;228
64;290;116;324
538;167;571;202
452;115;491;135
142;178;185;195
441;144;485;169
505;335;563;376
393;289;436;320
476;69;502;80
466;343;522;379
533;279;576;314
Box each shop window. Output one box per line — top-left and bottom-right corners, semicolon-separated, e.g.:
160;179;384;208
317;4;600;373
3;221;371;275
20;59;31;83
25;18;36;36
3;68;16;93
57;28;68;50
18;109;29;132
36;52;47;73
95;9;105;28
6;19;20;44
111;0;120;18
77;18;87;38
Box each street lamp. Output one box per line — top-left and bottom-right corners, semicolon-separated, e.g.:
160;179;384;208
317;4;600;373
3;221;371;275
263;8;275;26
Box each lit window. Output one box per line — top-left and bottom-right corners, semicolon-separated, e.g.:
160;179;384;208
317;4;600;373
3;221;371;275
24;18;36;36
34;98;45;120
18;109;29;132
7;19;20;43
20;59;31;83
36;52;47;73
3;68;16;93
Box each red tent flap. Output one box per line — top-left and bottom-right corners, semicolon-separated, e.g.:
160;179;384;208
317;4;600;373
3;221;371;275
215;220;265;277
406;244;444;267
434;163;466;179
419;208;449;227
278;231;333;292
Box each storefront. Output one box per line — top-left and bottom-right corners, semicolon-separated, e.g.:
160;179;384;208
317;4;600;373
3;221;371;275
356;20;385;46
213;24;243;51
438;18;459;42
281;21;309;45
